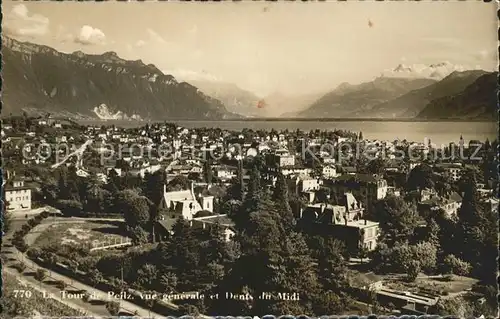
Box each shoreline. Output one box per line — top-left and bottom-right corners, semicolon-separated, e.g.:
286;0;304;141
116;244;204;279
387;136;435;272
76;118;497;124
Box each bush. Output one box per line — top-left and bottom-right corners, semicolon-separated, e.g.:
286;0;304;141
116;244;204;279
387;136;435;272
27;248;42;259
13;230;24;238
27;219;37;227
34;269;47;283
17;241;29;253
41;211;50;218
21;224;31;233
57;280;68;290
106;301;120;316
406;260;421;282
16;262;27;273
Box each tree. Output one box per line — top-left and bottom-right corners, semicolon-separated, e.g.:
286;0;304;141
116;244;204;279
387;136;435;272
359;246;369;264
88;269;104;286
16;262;27;273
203;222;230;265
456;171;497;282
160;217;201;290
204;156;213;184
372;195;421;244
443;254;471;276
272;172;295;232
411;241;437;274
127;225;149;245
115;189;151;228
81;173;109;214
316;238;348;293
246;165;262;207
406;260;421;282
106;301;120;316
159;272;178;293
166;175;190;192
312;291;346;315
34;269;47;288
406;164;435;191
3;210;13;234
106;169;122;194
56;199;83;216
136;264;158;289
366;158;387;175
57;280;68;291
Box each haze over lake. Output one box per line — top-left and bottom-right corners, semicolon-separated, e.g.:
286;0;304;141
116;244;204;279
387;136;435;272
79;120;497;146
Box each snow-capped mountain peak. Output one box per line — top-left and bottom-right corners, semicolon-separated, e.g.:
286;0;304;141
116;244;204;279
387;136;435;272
382;62;472;80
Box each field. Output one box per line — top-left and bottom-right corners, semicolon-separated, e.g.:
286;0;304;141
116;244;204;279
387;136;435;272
32;220;129;250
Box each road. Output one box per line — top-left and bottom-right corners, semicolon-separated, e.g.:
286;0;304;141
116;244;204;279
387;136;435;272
2;215;173;318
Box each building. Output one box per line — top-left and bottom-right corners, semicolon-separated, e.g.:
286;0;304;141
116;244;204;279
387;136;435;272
299;177;322;192
267;151;295;168
326;174;388;212
190;214;236;242
298;193;379;256
418;191;462;219
481;197;498;214
4;179;32;210
322;165;338;178
160;183;214;220
434;163;462;182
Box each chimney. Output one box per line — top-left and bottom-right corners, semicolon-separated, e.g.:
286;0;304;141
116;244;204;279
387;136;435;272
364;219;367;225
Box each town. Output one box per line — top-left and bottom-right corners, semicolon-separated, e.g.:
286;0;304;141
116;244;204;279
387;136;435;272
2;114;498;317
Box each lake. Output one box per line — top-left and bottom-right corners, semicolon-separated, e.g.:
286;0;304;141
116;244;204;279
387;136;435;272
78;119;497;146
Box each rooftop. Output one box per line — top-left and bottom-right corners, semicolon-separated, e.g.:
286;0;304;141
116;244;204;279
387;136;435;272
157;217;178;232
335;173;383;184
192;214;234;227
344;219;379;228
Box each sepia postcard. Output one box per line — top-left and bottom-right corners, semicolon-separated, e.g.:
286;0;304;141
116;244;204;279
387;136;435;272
1;1;498;318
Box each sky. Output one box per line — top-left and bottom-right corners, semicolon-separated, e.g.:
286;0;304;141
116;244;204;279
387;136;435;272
2;1;497;97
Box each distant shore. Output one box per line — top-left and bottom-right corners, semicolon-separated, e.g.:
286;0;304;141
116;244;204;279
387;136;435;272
214;118;497;123
77;117;497;124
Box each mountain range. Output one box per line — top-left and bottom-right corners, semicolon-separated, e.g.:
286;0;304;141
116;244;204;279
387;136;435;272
380;62;469;80
293;66;496;120
416;71;498;120
295;77;437;118
188;80;324;118
187;80;263;117
1;35;237;120
1;36;496;121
